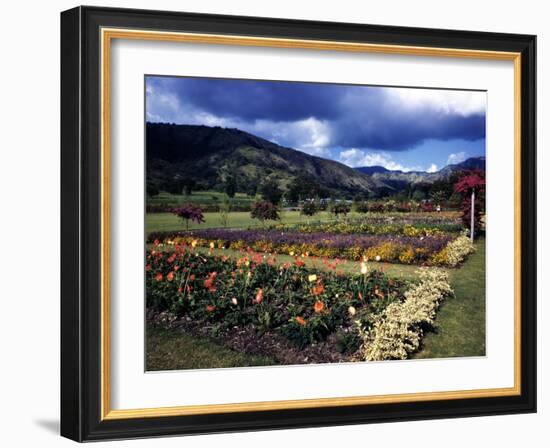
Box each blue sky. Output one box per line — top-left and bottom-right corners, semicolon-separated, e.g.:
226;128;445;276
146;76;486;173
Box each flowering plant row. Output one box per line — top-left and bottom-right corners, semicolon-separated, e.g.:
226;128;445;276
146;242;409;349
268;221;462;237
147;229;473;266
361;268;453;360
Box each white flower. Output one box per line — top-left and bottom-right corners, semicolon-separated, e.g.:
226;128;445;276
360;262;368;275
231;298;238;305
375;255;381;262
348;306;356;316
209;242;215;249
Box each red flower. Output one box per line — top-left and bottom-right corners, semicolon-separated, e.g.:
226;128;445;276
167;271;174;281
204;272;218;292
154;273;163;282
295;316;306;326
145;264;151;272
295;259;305;267
206;305;216;312
254;288;264;304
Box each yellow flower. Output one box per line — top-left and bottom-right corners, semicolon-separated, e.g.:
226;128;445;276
191;240;198;248
308;274;317;282
289;251;295;256
360;262;368;275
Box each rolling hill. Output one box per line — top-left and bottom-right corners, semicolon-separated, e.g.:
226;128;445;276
146;122;485;198
146;123;379;196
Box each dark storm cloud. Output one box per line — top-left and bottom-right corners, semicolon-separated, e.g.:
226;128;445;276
146;76;486;151
153;76;344;121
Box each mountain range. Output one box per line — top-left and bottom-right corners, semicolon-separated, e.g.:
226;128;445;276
146;122;485;197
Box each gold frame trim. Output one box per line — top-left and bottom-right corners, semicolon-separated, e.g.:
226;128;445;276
100;28;522;421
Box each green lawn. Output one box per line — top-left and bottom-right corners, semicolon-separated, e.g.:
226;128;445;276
146;210;367;233
149;191;254;209
414;237;486;359
146;325;275;371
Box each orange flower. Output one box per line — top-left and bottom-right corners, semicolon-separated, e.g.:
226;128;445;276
295;259;305;267
167;271;174;281
295;316;306;326
154;273;163;282
313;301;324;313
254;288;264;304
311;281;325;296
206;305;216;312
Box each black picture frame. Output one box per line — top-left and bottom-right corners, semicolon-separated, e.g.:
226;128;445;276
61;5;536;442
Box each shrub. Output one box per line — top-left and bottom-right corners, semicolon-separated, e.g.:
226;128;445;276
301;201;317;217
172;204;205;230
361;268;453;361
442;233;476;267
250;201;280;225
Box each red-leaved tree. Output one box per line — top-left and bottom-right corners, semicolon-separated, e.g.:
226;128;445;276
454;170;485;241
173;204;205;230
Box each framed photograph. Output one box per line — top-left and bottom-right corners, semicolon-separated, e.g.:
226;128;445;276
60;6;536;441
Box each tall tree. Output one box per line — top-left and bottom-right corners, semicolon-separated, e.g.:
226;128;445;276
259;178;283;204
454;170;485;241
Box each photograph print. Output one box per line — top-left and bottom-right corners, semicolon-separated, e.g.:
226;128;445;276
144;76;486;371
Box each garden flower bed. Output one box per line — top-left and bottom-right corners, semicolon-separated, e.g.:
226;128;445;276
267;221;463;237
146;242;409;353
147;229;474;266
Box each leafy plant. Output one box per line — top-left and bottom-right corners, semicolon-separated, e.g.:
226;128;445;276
250;201;280;226
172;204;205;230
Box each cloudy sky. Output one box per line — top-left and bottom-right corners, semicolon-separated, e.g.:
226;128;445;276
145;76;486;173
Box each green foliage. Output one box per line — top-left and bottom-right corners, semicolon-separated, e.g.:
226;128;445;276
219;194;232;228
330;201;351;219
146;181;159;197
300;201;317;217
224;173;237;198
286;173;321;203
259;178;283;204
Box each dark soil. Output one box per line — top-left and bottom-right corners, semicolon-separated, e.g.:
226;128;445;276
147;309;359;366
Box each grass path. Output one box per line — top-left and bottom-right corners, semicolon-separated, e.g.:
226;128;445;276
147;325;275;371
414;237;486;358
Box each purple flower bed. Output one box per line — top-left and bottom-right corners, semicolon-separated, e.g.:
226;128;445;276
149;228;451;255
